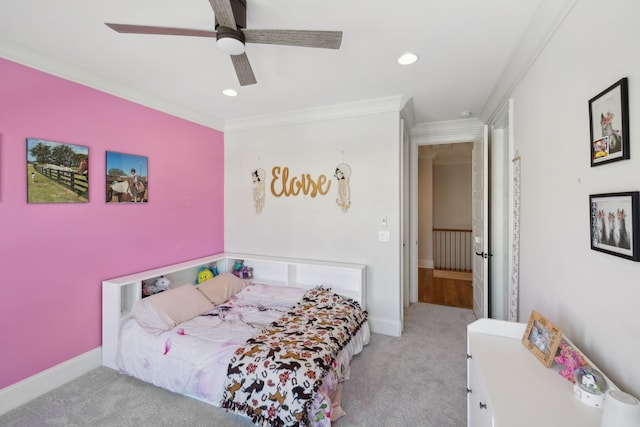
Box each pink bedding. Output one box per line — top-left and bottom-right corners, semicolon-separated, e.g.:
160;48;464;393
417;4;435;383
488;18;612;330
116;282;370;426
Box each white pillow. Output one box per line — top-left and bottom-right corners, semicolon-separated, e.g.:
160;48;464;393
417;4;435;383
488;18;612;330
132;283;213;334
196;272;247;305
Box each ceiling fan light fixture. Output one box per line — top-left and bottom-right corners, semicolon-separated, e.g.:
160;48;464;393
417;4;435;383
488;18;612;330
398;52;418;65
217;36;245;55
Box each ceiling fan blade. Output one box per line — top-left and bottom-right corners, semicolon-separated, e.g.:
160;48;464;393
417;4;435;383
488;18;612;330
243;29;342;49
209;0;236;30
230;53;256;86
105;23;217;38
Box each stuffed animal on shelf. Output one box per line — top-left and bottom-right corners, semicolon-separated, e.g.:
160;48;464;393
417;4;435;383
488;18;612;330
555;341;586;383
231;259;253;279
233;259;244;273
196;266;214;284
142;281;158;297
155;275;170;291
241;265;253;279
210;262;219;276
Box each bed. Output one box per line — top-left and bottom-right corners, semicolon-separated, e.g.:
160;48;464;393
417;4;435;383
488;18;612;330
102;253;369;426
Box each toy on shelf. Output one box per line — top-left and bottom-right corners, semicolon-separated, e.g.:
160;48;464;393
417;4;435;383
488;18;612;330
555;341;586;383
196;266;215;284
211;262;219;277
142;275;171;297
232;259;253;279
142;280;158;297
155;275;170;291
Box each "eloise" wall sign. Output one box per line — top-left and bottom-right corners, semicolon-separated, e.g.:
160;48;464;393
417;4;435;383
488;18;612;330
270;166;331;198
251;164;351;214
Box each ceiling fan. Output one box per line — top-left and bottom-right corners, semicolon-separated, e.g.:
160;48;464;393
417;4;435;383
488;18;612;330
105;0;343;86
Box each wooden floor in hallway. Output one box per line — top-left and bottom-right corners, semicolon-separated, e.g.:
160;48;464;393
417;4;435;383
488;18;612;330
418;267;473;309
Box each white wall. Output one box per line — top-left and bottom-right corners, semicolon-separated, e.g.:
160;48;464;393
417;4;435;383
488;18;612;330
224;110;403;336
512;0;640;397
433;162;472;229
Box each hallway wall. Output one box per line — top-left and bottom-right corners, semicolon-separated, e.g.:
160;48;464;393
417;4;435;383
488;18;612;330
417;143;472;267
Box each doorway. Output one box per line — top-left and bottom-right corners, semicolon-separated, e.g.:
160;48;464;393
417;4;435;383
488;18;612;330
416;142;473;309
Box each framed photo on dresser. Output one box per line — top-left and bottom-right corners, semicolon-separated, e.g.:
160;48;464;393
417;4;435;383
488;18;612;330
522;310;563;367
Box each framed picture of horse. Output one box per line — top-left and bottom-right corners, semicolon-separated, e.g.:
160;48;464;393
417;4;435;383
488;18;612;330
590;192;640;261
27;138;89;203
589;77;629;167
106;151;148;203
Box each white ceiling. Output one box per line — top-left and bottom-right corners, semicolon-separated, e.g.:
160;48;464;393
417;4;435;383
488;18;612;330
0;0;555;131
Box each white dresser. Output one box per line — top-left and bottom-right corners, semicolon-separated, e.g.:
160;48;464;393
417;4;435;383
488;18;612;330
467;318;615;427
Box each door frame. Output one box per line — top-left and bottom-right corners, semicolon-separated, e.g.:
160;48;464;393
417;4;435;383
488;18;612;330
409;119;484;304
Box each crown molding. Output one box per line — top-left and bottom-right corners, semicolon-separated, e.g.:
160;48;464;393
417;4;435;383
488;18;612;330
224;95;407;132
411;118;483;145
0;40;225;131
1;36;406;134
400;96;416;132
481;0;577;125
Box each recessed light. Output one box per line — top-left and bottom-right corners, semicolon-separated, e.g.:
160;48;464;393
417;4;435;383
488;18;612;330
397;53;418;65
223;89;238;97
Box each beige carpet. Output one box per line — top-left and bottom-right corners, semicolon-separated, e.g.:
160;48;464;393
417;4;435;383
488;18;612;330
0;303;476;427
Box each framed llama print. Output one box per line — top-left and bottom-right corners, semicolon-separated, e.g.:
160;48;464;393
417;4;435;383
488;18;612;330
106;151;148;203
589;77;629;166
590;192;640;261
26;138;89;203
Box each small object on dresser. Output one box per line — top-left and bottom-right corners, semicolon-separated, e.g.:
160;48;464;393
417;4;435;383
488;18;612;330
555;341;586;383
600;390;640;427
522;310;563;367
573;366;607;408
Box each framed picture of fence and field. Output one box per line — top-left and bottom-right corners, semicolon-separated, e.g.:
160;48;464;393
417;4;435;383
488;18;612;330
26;138;89;204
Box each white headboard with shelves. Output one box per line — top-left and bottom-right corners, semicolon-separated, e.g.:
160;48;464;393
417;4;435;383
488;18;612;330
102;252;366;369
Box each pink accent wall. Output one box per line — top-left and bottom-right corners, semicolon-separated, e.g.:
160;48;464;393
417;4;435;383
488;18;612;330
0;58;225;388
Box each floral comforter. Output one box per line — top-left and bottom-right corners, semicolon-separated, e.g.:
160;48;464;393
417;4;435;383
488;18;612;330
221;287;368;427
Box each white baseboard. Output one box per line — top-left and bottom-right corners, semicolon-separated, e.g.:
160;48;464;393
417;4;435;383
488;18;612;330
0;347;102;415
368;316;402;337
418;259;434;269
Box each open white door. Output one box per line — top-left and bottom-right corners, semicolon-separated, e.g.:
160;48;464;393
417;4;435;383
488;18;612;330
472;125;489;319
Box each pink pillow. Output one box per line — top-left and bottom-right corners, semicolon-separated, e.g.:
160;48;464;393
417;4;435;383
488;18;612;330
196;272;247;305
132;283;213;334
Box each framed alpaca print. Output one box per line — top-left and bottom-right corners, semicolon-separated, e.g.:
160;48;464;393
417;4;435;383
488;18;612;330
589;77;629;166
590;192;640;261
